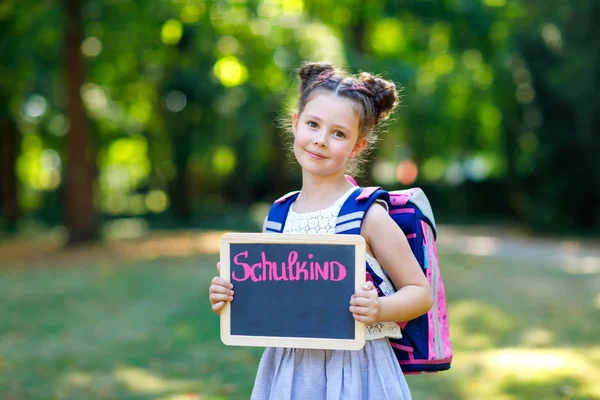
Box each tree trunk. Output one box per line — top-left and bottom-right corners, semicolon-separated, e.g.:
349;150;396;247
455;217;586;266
0;114;19;229
169;129;193;222
349;2;367;54
64;0;98;243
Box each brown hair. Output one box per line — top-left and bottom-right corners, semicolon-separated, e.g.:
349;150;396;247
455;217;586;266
293;61;401;175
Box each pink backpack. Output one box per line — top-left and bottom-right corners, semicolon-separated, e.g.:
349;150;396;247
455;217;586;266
266;181;452;374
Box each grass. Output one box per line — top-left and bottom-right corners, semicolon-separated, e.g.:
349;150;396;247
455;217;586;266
0;237;599;399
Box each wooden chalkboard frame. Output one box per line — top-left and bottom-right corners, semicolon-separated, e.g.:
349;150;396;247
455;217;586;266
220;232;366;350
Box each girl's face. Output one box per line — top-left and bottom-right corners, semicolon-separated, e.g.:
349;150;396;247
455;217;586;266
292;92;367;178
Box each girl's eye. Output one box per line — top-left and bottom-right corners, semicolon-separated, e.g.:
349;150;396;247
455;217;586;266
333;131;346;138
307;121;318;128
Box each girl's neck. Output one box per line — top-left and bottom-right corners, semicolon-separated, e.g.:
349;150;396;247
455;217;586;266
295;173;355;212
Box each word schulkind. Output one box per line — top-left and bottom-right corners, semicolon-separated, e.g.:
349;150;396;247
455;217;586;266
231;250;348;282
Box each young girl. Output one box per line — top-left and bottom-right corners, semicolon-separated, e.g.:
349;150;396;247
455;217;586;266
209;62;433;400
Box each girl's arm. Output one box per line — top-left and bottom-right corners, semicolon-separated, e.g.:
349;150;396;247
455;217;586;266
350;203;433;324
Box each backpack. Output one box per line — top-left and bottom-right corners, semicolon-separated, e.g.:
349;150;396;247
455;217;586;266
265;184;452;374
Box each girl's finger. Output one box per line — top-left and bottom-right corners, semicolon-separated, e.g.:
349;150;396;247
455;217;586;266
210;284;233;295
350;297;374;308
211;276;233;289
217;261;221;272
354;290;377;299
349;305;371;315
210;293;233;303
212;301;225;313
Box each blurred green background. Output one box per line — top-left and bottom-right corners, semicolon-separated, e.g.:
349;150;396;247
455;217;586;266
0;0;599;399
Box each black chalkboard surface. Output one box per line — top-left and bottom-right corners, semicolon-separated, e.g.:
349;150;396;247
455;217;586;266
220;232;366;350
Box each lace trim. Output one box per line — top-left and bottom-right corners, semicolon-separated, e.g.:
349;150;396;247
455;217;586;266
283;187;355;235
365;253;402;340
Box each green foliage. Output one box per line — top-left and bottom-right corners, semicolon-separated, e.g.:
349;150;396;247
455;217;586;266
1;0;598;233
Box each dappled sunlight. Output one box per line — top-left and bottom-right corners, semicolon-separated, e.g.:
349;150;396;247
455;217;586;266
2;240;599;399
115;366;201;393
437;228;503;258
59;366;236;399
65;371;92;387
158;395;203;400
0;230;225;268
563;256;600;274
449;300;514;350
487;349;571;374
464;236;500;256
107;231;223;260
483;348;600;398
437;226;600;272
434;347;600;399
520;327;555;347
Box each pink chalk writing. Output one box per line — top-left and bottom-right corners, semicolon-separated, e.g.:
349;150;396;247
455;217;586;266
231;250;347;282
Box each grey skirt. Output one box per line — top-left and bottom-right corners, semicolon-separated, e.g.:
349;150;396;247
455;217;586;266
251;338;412;400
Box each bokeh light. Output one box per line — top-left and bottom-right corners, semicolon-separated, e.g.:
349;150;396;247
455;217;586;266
422;157;446;182
369;19;406;56
212;146;236;176
396;160;418;185
181;4;204;24
145;190;169;213
48;115;70;137
213;56;248;87
23;94;47;119
81;36;102;57
161;19;183;45
165;91;187;112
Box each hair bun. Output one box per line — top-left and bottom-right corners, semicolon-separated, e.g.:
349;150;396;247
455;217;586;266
298;62;337;92
358;72;399;123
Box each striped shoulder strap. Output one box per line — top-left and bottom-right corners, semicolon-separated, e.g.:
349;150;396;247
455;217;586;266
264;191;300;233
335;187;390;235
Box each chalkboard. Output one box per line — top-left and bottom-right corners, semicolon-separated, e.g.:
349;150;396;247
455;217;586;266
220;232;366;350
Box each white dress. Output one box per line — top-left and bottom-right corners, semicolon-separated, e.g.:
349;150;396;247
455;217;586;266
251;187;412;400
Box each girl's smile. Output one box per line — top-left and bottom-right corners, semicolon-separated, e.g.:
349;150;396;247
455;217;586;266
307;150;327;160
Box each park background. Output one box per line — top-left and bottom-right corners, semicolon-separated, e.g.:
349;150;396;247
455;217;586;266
0;0;599;398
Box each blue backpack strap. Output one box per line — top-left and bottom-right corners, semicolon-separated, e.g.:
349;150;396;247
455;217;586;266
264;191;300;233
336;187;391;292
335;187;390;234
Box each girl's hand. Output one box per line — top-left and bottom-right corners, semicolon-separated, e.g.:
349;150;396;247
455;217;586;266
209;261;234;315
349;281;379;325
